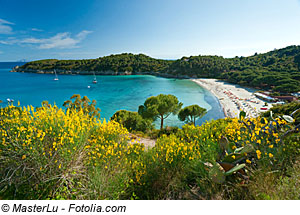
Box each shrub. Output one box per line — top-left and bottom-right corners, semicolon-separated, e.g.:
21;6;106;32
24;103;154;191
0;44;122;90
0;105;96;199
1;101;299;200
0;104;146;199
63;94;101;118
111;110;154;133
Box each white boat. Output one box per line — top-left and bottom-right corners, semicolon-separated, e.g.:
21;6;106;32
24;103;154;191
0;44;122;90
92;71;97;84
54;69;59;81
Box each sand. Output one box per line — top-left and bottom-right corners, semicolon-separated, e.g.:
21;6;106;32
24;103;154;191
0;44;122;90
128;133;156;149
192;79;273;118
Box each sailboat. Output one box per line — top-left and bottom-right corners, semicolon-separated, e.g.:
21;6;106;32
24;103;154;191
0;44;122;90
54;69;59;81
92;71;97;84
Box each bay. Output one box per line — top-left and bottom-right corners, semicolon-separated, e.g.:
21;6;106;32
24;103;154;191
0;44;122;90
0;62;224;127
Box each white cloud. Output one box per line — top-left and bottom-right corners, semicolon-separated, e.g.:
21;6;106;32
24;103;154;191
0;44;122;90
0;40;12;45
0;30;93;49
21;30;93;49
76;30;92;40
0;37;18;45
31;28;43;32
0;18;14;34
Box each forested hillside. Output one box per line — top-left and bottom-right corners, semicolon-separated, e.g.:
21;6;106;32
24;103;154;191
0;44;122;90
223;45;300;93
21;53;172;73
18;45;300;93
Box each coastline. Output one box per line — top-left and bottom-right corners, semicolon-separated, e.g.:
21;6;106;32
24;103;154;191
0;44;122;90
197;86;226;123
191;78;273;118
2;66;225;127
10;68;191;79
9;66;273;119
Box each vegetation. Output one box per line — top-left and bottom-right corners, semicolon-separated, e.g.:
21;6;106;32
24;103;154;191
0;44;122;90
20;53;172;74
19;45;300;93
138;94;183;130
62;94;101;118
110;110;153;132
178;104;207;125
1;94;300;200
220;46;300;93
262;101;300;124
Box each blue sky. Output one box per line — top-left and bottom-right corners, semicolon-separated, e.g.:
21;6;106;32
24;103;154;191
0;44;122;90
1;0;300;61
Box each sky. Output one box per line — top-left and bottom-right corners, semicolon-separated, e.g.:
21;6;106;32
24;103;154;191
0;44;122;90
0;0;300;61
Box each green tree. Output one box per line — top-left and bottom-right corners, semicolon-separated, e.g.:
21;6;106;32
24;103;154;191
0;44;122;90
138;94;183;130
294;54;300;70
178;104;207;125
273;83;300;93
111;110;153;132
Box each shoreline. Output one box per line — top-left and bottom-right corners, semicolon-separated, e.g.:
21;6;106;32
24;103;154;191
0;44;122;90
191;78;273;118
10;68;192;79
9;67;273;119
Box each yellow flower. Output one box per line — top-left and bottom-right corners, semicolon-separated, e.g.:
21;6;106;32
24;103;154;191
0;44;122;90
22;155;26;160
246;159;251;164
269;144;274;148
269;153;273;158
256;150;261;159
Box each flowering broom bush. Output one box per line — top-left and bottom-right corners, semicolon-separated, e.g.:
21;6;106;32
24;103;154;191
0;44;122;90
0;104;146;199
129;113;299;199
0;102;299;199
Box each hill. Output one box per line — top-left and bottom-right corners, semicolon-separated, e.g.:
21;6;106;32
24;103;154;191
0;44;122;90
16;45;300;93
19;53;172;75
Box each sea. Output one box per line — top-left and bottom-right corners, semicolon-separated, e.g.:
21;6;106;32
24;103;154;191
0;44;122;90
0;62;224;127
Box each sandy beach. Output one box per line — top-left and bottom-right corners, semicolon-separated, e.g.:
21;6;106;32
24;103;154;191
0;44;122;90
192;79;273;118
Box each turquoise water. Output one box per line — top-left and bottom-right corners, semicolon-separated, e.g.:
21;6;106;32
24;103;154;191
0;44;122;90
0;62;224;127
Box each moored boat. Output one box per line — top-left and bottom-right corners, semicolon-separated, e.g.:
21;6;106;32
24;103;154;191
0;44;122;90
54;69;59;81
92;71;97;84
